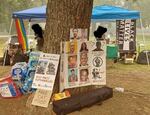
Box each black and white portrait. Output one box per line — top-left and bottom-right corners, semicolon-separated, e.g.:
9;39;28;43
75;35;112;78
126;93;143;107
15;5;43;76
46;63;55;75
36;60;48;74
93;57;103;67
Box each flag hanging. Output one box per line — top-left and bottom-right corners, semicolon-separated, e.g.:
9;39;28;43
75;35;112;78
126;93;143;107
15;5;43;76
15;18;28;52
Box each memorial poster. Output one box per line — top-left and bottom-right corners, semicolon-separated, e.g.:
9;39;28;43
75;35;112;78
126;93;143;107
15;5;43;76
60;40;106;90
32;53;60;90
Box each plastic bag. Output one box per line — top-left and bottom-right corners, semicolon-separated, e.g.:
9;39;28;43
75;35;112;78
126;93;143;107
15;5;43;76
0;76;22;98
11;62;27;81
28;51;41;69
20;68;36;94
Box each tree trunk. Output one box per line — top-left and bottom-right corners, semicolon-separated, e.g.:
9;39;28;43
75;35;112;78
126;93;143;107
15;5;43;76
43;0;94;95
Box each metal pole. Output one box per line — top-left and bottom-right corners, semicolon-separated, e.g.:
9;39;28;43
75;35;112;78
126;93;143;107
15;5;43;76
41;0;44;5
28;22;31;37
9;19;13;35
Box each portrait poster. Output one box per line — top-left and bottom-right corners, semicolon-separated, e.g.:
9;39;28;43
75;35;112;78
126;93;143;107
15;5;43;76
68;68;79;87
32;53;60;90
69;41;78;54
116;20;136;52
70;28;88;41
90;51;106;85
60;40;106;90
60;41;70;54
79;67;91;86
65;53;79;88
32;89;52;108
61;41;78;54
89;40;106;85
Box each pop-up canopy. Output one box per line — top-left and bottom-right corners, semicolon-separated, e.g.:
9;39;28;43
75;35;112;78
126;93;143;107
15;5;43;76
13;5;46;19
12;5;140;20
9;5;149;65
92;5;140;20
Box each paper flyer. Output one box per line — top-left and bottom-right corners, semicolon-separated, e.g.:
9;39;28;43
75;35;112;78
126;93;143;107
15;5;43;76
32;89;52;108
32;53;60;90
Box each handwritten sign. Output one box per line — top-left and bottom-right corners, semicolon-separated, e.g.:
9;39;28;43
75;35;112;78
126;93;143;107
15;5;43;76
32;89;52;107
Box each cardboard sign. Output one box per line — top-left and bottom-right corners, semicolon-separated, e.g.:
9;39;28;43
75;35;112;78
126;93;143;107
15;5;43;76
60;40;106;91
32;89;52;107
32;53;60;90
116;20;136;52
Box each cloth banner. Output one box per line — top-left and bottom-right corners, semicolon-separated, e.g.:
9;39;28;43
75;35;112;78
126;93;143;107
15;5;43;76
116;20;136;52
15;18;29;52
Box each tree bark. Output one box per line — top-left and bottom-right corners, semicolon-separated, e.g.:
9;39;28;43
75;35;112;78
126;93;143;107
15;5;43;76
43;0;94;95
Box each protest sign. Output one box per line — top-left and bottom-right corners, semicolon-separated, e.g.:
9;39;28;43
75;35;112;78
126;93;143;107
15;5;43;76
32;53;60;90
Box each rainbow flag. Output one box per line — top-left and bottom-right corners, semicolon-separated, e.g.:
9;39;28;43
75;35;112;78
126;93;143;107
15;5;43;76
15;18;28;52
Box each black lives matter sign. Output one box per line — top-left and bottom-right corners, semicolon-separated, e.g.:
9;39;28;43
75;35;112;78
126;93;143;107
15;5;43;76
116;20;136;52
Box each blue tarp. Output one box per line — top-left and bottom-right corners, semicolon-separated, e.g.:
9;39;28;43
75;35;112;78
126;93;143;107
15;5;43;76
12;5;140;20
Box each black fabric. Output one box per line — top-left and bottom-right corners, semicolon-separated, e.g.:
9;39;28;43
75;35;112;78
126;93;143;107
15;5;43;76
12;53;28;65
94;26;107;39
32;24;43;38
137;50;150;64
3;50;10;65
53;86;113;115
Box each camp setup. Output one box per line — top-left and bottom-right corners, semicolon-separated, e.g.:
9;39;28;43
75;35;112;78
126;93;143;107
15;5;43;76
92;5;139;63
9;5;149;65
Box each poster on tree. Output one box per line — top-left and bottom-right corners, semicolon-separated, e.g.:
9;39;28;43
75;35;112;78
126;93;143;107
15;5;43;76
60;37;106;91
116;20;136;52
70;28;88;41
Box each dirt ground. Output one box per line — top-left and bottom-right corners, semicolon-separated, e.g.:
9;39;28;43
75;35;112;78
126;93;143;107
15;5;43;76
0;61;150;115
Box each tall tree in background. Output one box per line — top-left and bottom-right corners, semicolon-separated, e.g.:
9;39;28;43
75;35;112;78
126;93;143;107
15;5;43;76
43;0;93;94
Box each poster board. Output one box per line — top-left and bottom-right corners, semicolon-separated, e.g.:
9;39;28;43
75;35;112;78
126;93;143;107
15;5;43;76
32;53;60;90
60;40;106;91
31;53;60;107
116;20;136;52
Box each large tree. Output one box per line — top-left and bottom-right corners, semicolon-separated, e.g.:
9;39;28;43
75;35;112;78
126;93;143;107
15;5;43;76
43;0;94;94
